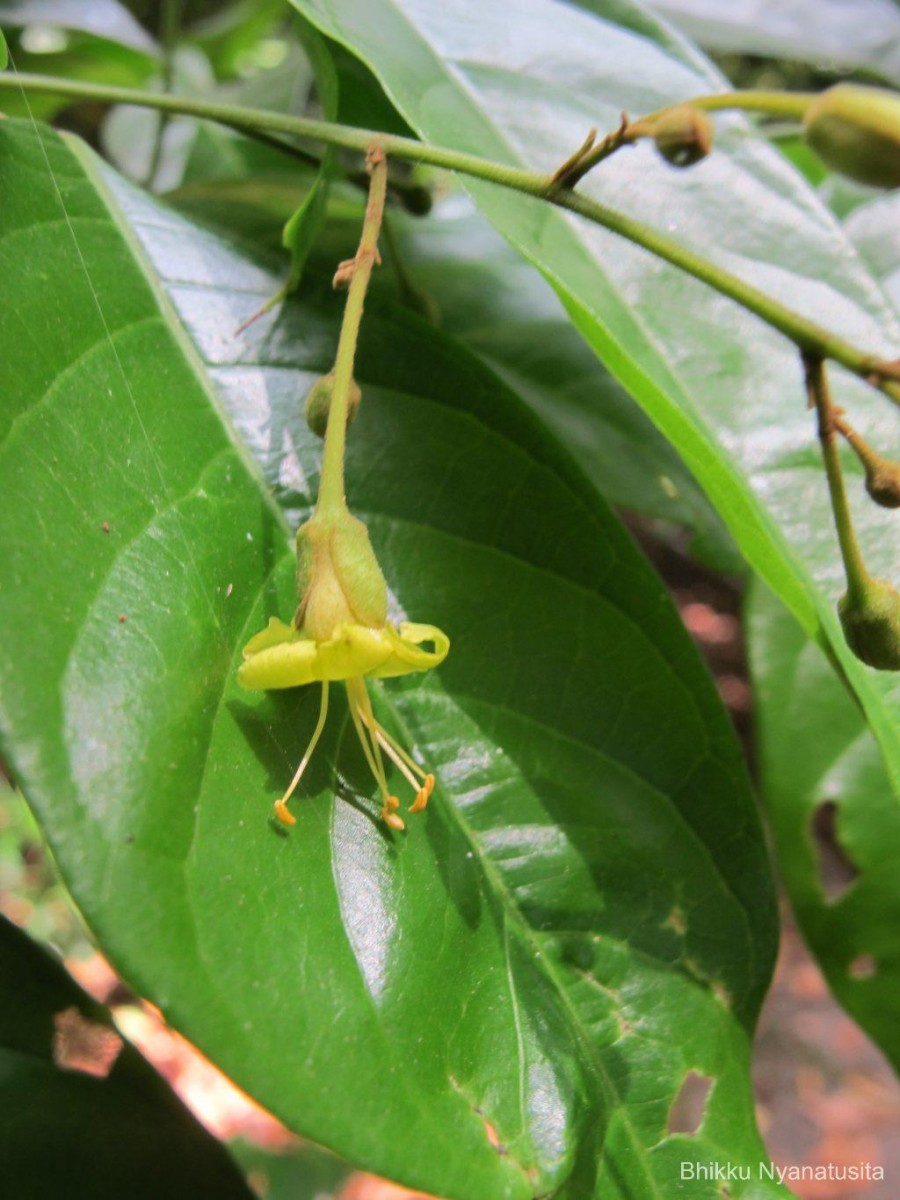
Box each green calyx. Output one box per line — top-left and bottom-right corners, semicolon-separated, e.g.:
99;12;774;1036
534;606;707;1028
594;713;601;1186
305;370;362;439
804;84;900;188
633;105;714;168
294;508;388;640
838;578;900;671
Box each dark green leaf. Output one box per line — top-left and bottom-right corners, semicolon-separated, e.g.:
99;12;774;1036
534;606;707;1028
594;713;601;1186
0;120;782;1199
289;0;900;793
0;914;254;1200
748;583;900;1070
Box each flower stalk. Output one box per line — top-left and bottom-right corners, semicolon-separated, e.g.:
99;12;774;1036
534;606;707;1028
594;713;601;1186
237;148;450;828
317;148;387;516
805;354;900;670
804;355;869;603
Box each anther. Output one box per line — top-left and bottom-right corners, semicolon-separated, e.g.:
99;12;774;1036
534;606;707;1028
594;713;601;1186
409;773;434;814
382;803;405;831
273;798;297;826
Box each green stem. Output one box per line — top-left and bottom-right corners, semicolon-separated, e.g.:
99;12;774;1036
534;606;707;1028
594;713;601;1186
804;355;870;602
316;149;388;516
2;72;898;409
682;89;816;120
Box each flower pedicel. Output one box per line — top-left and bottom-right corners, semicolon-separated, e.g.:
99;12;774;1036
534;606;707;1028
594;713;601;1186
238;148;449;828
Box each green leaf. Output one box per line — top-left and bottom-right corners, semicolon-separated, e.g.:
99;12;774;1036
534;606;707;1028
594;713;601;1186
0;119;784;1198
748;583;900;1070
289;0;900;794
646;0;900;85
0;25;7;69
0;914;255;1199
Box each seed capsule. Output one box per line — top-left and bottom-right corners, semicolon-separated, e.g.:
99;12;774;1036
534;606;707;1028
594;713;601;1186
838;579;900;671
803;84;900;188
641;105;714;168
304;371;362;439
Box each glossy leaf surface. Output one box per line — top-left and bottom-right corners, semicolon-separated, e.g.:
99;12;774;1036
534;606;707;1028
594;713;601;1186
646;0;900;84
0;119;784;1198
291;0;900;792
376;200;740;572
0;914;254;1200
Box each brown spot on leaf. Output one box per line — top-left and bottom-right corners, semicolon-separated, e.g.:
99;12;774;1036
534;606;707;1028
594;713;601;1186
52;1007;122;1078
849;954;877;981
667;1070;715;1136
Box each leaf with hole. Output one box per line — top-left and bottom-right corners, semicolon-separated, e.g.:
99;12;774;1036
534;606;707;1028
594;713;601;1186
0;118;788;1199
290;0;900;795
0;914;255;1200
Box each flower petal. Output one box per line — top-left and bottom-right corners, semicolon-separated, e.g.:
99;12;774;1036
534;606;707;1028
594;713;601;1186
368;622;451;678
238;619;450;689
237;636;319;690
241;616;295;657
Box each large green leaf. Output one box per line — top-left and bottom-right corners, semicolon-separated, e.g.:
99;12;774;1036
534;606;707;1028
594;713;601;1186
742;188;900;1070
290;0;900;794
0;119;784;1198
0;914;254;1199
748;584;900;1070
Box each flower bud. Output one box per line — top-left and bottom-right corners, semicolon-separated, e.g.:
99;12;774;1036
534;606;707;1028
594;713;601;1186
295;510;388;640
304;371;362;439
637;105;713;168
803;84;900;188
401;185;433;216
864;458;900;508
838;578;900;671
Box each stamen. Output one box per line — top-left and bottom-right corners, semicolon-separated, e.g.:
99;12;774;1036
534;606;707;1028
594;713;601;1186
346;678;403;829
273;682;329;826
372;724;427;783
373;730;424;791
409;773;435;814
344;678;438;826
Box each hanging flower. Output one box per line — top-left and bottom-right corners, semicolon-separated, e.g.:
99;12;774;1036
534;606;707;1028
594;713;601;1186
239;510;449;829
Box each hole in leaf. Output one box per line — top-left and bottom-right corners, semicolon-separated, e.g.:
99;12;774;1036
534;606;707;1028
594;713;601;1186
849;953;877;980
667;1071;714;1136
52;1007;123;1078
811;801;859;904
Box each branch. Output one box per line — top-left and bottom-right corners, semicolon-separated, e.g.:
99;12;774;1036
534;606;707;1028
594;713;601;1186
1;71;898;410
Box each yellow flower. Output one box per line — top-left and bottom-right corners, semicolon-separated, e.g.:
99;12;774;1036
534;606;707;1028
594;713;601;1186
238;614;449;829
